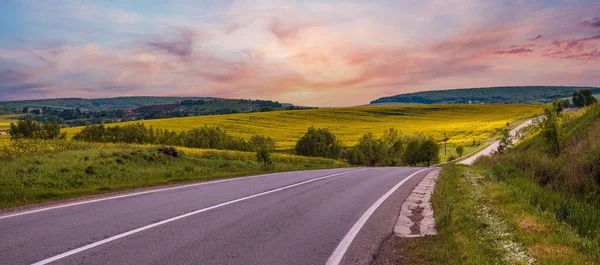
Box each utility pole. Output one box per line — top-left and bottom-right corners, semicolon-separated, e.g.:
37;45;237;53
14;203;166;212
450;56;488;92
442;131;450;155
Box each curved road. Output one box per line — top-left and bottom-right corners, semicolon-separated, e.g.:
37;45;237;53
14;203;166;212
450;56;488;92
0;167;432;265
458;118;536;165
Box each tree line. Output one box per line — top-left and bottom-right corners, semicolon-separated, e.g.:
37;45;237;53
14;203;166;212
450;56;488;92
71;123;277;152
8;119;66;140
10;119;440;167
294;127;440;166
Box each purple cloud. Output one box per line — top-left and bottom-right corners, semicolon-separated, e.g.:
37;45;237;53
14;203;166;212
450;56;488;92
147;27;197;61
581;18;600;28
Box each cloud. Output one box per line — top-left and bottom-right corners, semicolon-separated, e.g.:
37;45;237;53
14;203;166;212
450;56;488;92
146;27;198;61
530;34;542;41
581;17;600;28
543;33;600;60
493;47;534;54
4;0;600;106
0;69;34;83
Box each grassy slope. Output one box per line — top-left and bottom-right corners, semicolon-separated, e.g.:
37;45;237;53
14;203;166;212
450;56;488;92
0;140;346;209
391;165;598;264
63;104;543;151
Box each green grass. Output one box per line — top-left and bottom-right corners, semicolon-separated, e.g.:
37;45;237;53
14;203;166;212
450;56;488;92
396;165;599;264
0;144;347;209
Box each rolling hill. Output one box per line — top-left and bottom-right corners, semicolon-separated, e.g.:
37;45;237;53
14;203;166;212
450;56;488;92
0;96;218;111
371;86;600;104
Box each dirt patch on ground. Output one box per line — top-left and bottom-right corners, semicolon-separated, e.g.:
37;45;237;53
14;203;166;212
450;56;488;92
371;234;407;265
518;217;548;233
408;206;424;235
530;244;574;259
371;234;445;265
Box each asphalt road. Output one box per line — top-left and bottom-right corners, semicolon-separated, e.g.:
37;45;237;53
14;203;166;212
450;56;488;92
0;167;432;265
458;118;536;165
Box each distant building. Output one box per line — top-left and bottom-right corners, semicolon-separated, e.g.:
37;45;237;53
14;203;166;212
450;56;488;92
28;108;43;114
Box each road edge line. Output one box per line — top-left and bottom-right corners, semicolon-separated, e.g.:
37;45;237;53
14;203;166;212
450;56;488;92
31;168;366;265
325;168;431;265
0;168;356;220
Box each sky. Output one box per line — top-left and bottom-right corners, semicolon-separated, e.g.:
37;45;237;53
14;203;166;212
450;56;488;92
1;0;600;106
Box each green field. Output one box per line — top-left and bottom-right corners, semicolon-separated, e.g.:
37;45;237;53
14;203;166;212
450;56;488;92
64;104;544;152
0;114;22;130
0;140;346;208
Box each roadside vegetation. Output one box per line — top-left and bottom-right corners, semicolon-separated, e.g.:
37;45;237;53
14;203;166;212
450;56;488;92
0;139;345;208
389;165;598;264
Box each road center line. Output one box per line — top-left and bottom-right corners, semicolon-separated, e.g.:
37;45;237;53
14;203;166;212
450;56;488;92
31;168;366;265
326;168;431;265
0;168;353;220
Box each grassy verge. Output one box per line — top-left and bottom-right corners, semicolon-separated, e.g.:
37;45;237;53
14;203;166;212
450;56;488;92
394;165;598;264
0;142;347;209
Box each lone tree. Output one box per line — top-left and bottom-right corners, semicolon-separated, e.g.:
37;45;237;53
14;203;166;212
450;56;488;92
539;105;564;156
295;126;341;159
572;89;597;107
402;139;421;166
456;145;464;157
420;137;440;166
497;128;513;154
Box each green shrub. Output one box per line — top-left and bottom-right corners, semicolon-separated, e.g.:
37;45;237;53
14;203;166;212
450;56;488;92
456;145;464;157
256;147;273;166
420;137;440;166
9;118;65;140
294;126;341;159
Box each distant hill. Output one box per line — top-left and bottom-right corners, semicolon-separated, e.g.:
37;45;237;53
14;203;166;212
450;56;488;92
0;96;217;111
371;86;600;104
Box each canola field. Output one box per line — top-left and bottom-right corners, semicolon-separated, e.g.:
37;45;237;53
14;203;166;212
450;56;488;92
64;104;544;150
0;138;345;165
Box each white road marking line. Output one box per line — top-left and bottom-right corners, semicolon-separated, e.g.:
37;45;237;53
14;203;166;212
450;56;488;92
0;168;353;220
31;168;366;265
326;168;431;265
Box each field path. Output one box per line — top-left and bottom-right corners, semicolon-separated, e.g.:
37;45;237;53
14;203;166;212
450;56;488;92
458;118;536;165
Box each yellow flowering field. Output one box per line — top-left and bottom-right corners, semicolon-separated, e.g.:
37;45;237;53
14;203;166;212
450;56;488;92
0;139;345;166
0;139;140;159
64;104;544;150
179;147;345;165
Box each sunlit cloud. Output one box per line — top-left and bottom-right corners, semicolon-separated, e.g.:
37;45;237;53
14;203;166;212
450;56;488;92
1;0;600;106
